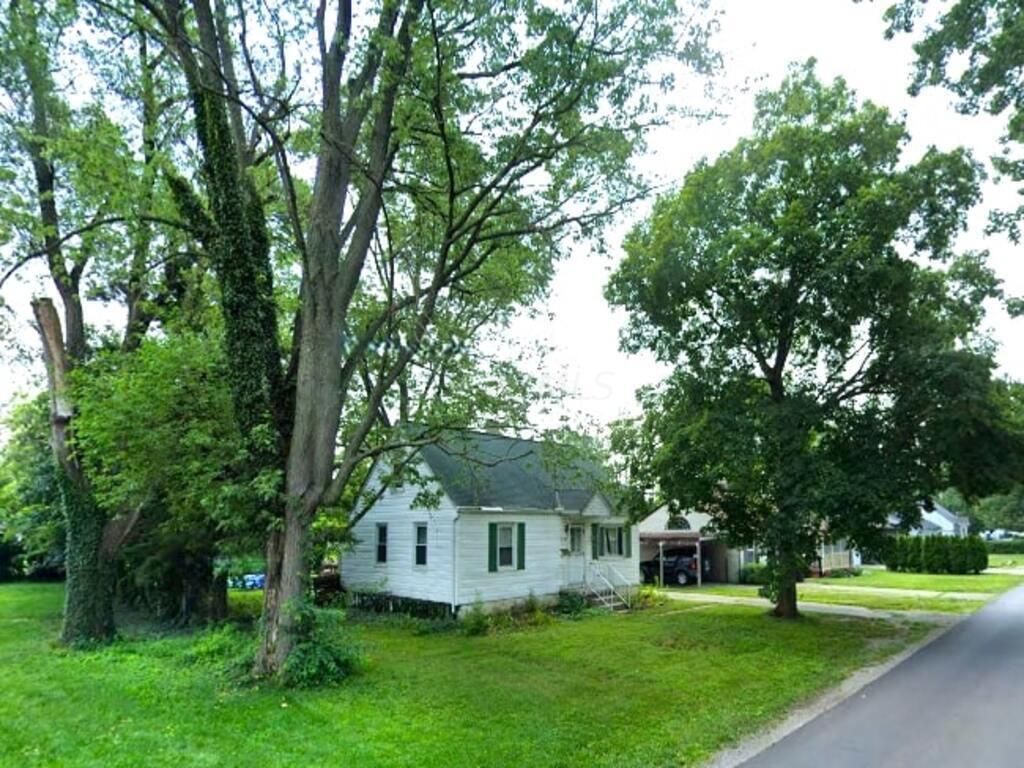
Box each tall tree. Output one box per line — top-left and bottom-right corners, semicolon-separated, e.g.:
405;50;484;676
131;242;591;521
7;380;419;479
127;0;716;676
0;0;197;642
608;64;1011;617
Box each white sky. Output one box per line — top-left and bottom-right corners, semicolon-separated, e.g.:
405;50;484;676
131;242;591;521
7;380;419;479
2;0;1022;436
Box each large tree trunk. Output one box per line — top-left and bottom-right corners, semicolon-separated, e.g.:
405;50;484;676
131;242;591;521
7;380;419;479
33;299;116;644
773;576;800;620
59;476;116;643
255;298;344;675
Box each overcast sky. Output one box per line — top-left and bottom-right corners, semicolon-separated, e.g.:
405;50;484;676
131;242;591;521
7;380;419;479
2;0;1021;436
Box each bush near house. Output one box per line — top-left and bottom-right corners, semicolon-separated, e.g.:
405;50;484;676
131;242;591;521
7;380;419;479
739;563;769;584
885;535;988;574
986;539;1024;555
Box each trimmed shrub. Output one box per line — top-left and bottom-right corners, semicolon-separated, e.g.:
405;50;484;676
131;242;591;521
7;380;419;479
882;537;901;572
885;534;988;575
739;563;769;584
986;539;1024;555
948;537;968;574
969;536;989;573
902;536;922;573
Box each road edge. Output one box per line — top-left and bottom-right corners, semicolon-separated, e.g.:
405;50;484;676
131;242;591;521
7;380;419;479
703;616;964;768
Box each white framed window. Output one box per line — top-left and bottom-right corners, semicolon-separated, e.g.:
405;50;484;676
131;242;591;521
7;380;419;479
569;525;584;554
414;522;428;566
602;525;624;557
497;523;515;569
376;523;388;563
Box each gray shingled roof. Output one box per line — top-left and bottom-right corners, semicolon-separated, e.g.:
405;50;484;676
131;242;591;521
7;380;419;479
418;430;608;511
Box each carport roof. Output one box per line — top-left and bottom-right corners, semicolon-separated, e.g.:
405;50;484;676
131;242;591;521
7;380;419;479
639;530;708;542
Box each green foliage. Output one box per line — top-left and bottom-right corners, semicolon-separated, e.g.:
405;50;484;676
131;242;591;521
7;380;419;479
459;594;559;636
279;603;364;688
740;564;770;585
633;584;665;609
183;623;259;681
228;590;265;623
0;395;64;577
72;332;266;544
607;62;1017;616
459;600;491;636
886;0;1024;241
885;534;988;574
975;486;1024;531
555;589;588;616
986;539;1024;554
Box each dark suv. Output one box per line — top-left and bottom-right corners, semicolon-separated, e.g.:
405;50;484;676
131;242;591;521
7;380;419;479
641;548;700;586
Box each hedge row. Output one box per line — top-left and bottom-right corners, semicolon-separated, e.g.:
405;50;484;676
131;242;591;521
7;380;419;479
883;535;988;574
985;539;1024;555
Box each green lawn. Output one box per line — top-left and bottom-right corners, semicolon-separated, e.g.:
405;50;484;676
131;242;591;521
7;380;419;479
687;584;981;614
816;569;1024;594
0;583;929;768
987;553;1024;569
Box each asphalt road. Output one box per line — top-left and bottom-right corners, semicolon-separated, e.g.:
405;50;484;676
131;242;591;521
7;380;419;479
741;584;1024;768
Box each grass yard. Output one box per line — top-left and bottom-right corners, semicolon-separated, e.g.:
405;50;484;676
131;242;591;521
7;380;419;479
687;584;981;614
987;553;1024;569
816;569;1024;594
0;583;929;768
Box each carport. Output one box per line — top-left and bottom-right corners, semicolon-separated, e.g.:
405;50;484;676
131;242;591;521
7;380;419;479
639;530;718;586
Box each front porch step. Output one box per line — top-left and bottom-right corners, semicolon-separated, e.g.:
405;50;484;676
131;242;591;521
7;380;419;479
584;588;629;612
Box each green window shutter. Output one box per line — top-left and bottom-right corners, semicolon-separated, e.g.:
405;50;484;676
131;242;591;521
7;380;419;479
488;523;498;572
516;523;526;570
624;524;632;558
591;524;600;560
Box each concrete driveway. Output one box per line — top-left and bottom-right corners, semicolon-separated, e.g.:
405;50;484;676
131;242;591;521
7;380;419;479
740;584;1024;767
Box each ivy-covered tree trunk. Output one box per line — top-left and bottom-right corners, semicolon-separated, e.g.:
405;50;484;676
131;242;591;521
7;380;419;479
33;299;116;644
59;475;115;643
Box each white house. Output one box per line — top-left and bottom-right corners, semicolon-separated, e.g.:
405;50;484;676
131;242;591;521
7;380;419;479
889;503;970;538
638;507;860;581
341;431;640;613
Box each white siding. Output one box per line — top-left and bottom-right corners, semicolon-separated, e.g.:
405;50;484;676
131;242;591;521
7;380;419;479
340;462;458;605
639;505;711;533
456;513;564;606
587;517;641;587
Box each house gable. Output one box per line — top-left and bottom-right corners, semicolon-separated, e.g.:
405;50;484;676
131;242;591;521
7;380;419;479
340;458;458;605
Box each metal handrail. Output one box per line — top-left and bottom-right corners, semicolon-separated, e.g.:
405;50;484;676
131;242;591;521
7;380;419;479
589;561;630;608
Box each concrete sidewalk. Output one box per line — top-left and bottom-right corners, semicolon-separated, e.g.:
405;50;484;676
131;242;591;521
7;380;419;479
799;583;986;601
660;589;961;625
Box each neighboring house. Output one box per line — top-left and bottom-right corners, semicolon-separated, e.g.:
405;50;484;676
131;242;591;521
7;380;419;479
639;507;859;581
341;430;639;613
888;503;970;538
